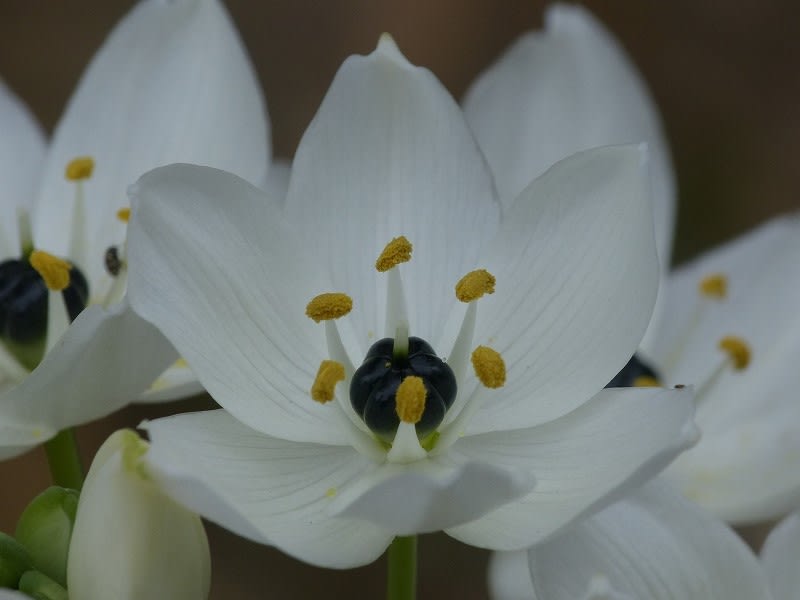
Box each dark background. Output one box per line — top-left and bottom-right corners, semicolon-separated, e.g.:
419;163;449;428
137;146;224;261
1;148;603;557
1;1;798;597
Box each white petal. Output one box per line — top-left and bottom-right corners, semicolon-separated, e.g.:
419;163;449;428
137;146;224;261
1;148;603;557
127;164;351;445
261;157;290;206
138;360;205;403
762;511;800;600
652;214;800;521
488;551;538;600
68;430;210;600
0;592;32;600
32;0;269;289
0;79;45;257
528;481;772;600
0;301;176;457
446;386;697;550
331;458;533;535
144;410;394;569
468;146;658;432
284;35;500;353
463;4;675;270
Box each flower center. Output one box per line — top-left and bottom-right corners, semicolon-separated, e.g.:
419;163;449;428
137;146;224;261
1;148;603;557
0;251;88;370
305;235;507;462
606;354;661;388
350;336;456;443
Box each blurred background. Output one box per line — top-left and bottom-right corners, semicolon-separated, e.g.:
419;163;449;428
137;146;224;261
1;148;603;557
0;0;799;597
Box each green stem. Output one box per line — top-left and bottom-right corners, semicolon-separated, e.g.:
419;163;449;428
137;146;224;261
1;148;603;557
43;429;84;490
387;535;417;600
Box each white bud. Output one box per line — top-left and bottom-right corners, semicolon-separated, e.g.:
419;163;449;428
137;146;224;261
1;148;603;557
67;430;210;600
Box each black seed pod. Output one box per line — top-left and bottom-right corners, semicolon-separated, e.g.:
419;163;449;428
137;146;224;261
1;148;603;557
350;337;457;441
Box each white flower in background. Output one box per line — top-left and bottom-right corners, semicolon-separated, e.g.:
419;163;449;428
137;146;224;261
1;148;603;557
462;2;800;525
67;429;210;600
488;480;775;600
648;216;800;523
462;3;675;351
126;36;696;568
0;0;272;459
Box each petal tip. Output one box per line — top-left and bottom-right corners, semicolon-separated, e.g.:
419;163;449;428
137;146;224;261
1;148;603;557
375;33;408;64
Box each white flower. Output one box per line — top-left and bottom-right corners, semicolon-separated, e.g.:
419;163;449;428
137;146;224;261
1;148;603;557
461;2;800;526
67;429;210;600
649;215;800;523
126;36;697;568
488;480;775;600
0;0;271;458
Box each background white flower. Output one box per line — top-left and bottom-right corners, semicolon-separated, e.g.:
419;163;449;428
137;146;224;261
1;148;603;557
126;37;696;568
489;480;774;600
0;0;272;459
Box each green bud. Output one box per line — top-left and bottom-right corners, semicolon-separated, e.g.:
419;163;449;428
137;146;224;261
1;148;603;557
0;531;33;588
17;570;68;600
15;487;79;587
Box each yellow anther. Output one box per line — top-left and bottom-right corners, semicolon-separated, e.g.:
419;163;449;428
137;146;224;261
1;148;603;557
29;251;71;291
116;207;131;223
633;375;660;388
310;360;345;403
395;376;426;424
455;269;496;302
65;156;95;181
305;293;353;322
375;236;412;272
718;336;751;371
699;274;727;299
471;345;506;388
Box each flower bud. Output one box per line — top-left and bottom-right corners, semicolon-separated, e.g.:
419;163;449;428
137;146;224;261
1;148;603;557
17;570;68;600
15;486;78;587
0;532;32;588
67;429;210;600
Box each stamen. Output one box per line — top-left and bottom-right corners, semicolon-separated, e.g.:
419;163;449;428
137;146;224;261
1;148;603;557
392;322;409;361
64;156;94;181
633;375;660;387
718;336;751;370
310;360;345;403
116;207;131;223
375;236;412;272
16;207;33;257
395;376;426;424
305;293;353;322
699;273;727;300
471;345;506;388
455;269;495;303
29;251;70;291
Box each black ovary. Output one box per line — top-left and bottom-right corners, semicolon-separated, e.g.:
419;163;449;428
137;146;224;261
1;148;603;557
0;259;89;344
606;354;660;388
350;337;457;441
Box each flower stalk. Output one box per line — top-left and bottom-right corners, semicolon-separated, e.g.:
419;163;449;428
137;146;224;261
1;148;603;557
43;429;83;490
387;535;417;600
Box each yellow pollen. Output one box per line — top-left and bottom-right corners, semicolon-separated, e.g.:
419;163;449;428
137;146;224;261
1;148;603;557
305;293;353;322
718;336;751;370
699;274;727;299
375;236;412;272
471;345;506;388
311;360;345;403
633;375;660;388
65;156;95;181
455;269;496;302
325;487;337;498
116;207;131;223
29;251;71;291
395;376;426;424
